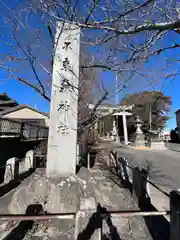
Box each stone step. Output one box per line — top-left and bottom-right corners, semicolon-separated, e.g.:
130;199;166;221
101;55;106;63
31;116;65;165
0;221;19;239
0;167;153;240
0;219;75;240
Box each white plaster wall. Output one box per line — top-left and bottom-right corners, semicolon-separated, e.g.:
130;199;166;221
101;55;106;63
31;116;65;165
4;108;49;126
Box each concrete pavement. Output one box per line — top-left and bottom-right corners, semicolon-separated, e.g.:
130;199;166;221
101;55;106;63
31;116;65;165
97;140;180;191
98;141;180;219
95;140;180;217
116;146;180;191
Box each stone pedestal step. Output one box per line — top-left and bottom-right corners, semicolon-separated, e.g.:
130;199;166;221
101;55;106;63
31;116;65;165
0;219;75;240
0;167;152;240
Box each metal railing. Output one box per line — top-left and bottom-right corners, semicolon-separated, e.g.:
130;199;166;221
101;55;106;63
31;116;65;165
116;155;170;198
0;209;170;222
0;118;21;136
0;117;48;140
0;206;172;240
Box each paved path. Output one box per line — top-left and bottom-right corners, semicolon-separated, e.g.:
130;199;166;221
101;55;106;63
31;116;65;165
165;142;180;152
98;140;180;216
98;140;180;192
116;146;180;192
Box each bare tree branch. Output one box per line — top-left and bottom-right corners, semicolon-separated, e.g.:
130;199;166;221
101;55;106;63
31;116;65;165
17;77;50;102
78;20;180;35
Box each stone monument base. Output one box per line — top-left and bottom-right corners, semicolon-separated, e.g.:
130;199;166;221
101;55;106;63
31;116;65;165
151;140;167;150
8;168;100;239
9;169;83;215
134;133;145;147
3;164;152;239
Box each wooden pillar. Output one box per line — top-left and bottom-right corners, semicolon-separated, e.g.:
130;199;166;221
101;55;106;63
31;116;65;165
132;167;142;200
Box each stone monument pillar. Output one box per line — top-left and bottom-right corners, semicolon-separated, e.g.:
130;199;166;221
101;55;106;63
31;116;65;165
47;21;80;176
134;116;145;147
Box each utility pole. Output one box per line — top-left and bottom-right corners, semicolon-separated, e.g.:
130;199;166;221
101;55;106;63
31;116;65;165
116;73;118;106
115;73;119;139
149;105;152;131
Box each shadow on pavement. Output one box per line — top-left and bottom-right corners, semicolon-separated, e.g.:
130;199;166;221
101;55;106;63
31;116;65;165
98;154;170;240
0;168;35;198
3;204;43;240
139;196;169;240
77;203;121;240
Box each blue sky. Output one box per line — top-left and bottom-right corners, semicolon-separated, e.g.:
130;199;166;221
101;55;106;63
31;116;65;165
0;0;180;131
0;0;51;113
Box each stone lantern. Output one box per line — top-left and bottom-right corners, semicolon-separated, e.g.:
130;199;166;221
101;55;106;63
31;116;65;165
134;116;145;147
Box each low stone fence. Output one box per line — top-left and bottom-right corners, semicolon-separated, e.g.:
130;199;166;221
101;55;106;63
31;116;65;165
108;150;180;240
3;150;35;184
